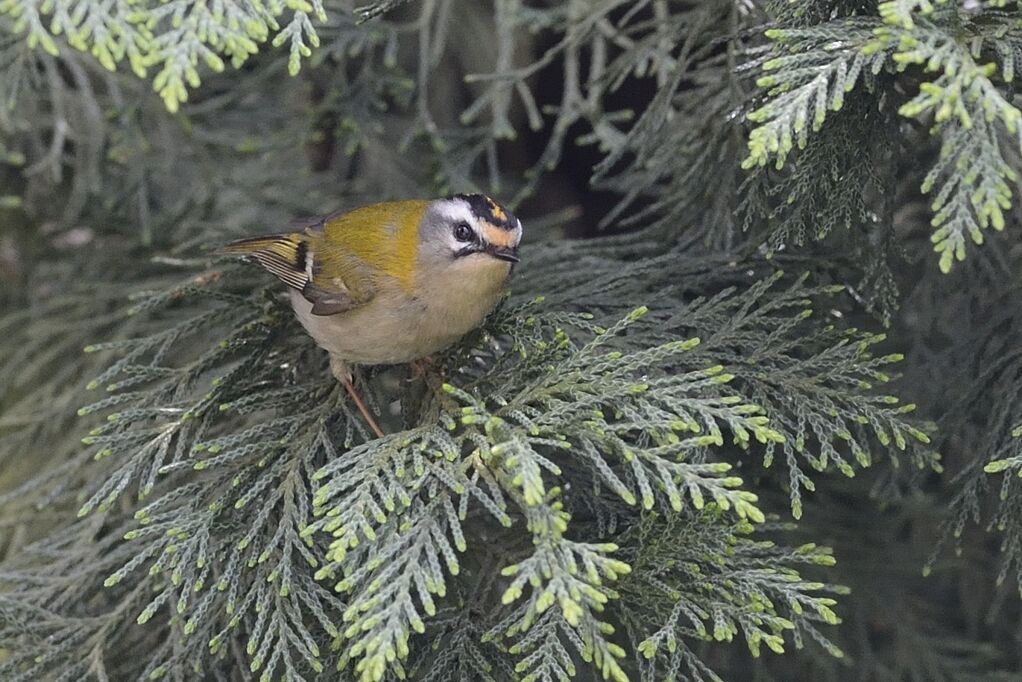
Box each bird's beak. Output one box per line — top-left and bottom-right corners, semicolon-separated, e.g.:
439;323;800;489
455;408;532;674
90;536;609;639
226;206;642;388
487;244;520;263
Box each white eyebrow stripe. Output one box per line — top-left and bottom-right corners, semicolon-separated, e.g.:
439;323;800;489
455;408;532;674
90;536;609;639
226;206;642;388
436;200;477;228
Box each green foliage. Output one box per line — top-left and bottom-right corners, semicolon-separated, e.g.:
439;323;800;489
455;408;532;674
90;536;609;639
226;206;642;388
3;258;917;680
747;1;1022;271
2;0;1022;680
744;21;880;170
676;273;936;518
930;284;1022;596
0;0;327;110
621;512;844;681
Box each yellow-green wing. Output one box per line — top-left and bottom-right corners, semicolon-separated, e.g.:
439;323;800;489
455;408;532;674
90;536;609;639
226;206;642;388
220;217;376;316
319;200;428;293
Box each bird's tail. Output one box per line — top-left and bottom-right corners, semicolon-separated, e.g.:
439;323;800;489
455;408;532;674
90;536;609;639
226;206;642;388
218;233;311;291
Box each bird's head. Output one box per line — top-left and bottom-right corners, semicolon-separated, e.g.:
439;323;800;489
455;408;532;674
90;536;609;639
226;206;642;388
418;194;522;270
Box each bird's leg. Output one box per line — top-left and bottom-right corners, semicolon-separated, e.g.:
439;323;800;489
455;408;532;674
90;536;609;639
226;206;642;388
330;355;385;439
343;380;385;439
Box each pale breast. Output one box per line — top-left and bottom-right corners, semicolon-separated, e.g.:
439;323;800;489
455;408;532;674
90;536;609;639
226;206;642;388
289;258;510;365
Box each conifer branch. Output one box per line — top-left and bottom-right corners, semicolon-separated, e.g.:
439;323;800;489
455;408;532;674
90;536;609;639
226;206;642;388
747;3;1022;270
4;1;1015;679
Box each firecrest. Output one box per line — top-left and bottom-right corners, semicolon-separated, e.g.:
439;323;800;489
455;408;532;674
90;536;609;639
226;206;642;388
221;194;523;437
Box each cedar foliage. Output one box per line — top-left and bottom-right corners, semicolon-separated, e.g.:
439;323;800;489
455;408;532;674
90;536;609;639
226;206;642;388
1;0;1020;680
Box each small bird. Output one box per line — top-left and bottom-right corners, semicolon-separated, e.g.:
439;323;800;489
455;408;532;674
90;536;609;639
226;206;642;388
221;194;523;437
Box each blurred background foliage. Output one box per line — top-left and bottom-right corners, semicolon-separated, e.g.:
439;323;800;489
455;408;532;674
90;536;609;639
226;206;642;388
1;0;1022;680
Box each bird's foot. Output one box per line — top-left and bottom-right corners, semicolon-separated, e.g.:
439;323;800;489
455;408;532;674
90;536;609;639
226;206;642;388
408;357;447;393
408;356;439;382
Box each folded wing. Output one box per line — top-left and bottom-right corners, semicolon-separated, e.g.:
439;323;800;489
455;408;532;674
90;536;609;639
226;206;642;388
220;220;375;316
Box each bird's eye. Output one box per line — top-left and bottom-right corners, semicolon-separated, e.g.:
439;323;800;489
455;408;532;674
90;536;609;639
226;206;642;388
453;222;474;242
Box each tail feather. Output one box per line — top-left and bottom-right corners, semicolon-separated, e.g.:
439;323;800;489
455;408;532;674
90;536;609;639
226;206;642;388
219;234;311;291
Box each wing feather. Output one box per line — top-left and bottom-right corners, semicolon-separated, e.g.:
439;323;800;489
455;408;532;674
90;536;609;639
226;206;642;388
219;227;374;316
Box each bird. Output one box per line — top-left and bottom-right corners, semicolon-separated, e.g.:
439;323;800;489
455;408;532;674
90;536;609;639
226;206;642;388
220;193;523;438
